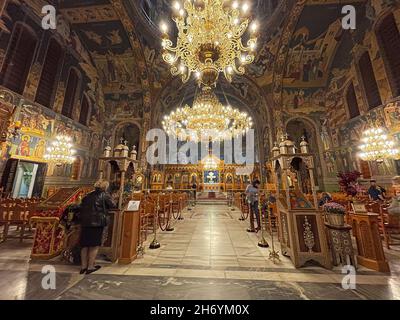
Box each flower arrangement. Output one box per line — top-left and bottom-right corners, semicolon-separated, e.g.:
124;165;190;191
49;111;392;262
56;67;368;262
322;202;346;215
337;171;362;196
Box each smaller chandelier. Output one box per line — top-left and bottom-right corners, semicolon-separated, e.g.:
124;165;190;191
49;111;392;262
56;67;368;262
162;87;253;141
203;155;218;170
358;127;400;163
44;135;76;166
161;0;258;88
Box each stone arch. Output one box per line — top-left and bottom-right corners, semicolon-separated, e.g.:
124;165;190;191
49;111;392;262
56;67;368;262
113;121;142;157
285;116;325;187
152;76;274;170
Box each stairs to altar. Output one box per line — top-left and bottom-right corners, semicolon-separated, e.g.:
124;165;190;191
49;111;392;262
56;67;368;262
196;192;228;205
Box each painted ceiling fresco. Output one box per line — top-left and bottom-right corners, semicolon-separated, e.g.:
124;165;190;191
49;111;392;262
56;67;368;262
48;0;398;135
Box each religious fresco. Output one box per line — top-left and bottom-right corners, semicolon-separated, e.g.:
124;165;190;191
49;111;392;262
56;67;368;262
60;2;117;23
141;37;171;90
384;101;400;132
105;92;144;119
0;100;102;163
281;3;361;88
72;20;141;95
248;30;281;84
282;87;325;113
2;0;400;193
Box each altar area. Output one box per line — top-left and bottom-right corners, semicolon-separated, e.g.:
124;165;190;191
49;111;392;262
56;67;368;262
152;154;259;192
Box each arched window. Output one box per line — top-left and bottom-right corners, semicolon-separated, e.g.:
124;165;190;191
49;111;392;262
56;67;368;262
61;68;80;118
346;82;360;119
79;95;90;126
0;24;37;94
35;38;64;108
376;13;400;96
358;51;382;109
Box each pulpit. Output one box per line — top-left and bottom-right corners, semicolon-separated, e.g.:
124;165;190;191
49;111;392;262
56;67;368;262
271;135;331;269
99;141;139;208
350;213;390;272
119;206;141;264
98;141;139;262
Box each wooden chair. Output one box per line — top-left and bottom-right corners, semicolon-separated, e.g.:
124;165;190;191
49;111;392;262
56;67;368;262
157;195;172;231
0;199;15;242
139;200;155;244
381;206;400;249
170;193;182;219
0;199;36;242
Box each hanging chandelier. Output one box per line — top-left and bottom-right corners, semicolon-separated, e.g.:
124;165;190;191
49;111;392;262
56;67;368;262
358;127;400;163
160;0;258;88
162;87;252;141
203;155;219;170
44;135;76;166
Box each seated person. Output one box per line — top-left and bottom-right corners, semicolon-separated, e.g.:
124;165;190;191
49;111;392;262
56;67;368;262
318;192;332;207
368;180;385;201
378;185;387;199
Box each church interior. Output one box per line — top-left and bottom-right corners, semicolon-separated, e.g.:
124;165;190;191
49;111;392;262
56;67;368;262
0;0;400;301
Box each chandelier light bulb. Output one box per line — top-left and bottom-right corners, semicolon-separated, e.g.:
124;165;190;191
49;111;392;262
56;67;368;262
160;22;168;34
251;21;257;31
174;2;181;10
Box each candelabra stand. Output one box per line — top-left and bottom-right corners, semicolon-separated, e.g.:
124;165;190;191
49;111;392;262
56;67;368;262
267;201;280;263
239;194;245;220
187;191;193;211
247;199;256;233
166;195;175;232
230;190;235;212
149;194;161;249
258;193;270;248
178;198;184;220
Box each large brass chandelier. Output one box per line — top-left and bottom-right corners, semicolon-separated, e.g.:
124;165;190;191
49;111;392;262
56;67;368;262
44;135;76;166
162;87;253;141
358;127;400;163
161;0;258;88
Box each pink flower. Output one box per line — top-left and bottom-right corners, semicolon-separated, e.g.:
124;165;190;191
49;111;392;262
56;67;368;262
323;202;346;215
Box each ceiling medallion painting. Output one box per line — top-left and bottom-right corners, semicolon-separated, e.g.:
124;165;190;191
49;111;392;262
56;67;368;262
162;87;253;142
160;0;258;88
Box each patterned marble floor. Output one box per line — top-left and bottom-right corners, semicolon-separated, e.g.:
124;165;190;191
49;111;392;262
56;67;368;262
0;203;399;300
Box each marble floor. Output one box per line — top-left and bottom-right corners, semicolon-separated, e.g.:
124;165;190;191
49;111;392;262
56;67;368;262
0;203;399;300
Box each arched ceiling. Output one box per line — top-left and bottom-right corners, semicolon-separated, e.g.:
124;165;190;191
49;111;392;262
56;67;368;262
53;0;375;133
152;76;270;131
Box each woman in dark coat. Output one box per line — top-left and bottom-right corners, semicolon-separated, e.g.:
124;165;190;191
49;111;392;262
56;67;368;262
79;180;116;274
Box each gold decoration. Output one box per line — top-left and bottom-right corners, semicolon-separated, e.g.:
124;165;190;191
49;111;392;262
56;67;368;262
162;87;253;141
358;126;400;163
161;0;258;88
44;135;76;166
303;216;315;253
